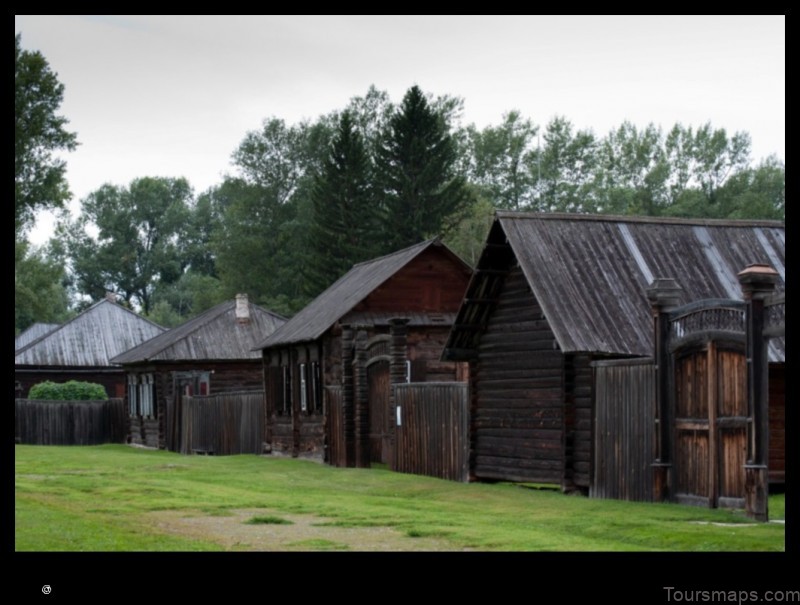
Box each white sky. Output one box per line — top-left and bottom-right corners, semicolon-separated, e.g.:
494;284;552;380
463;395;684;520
16;15;785;246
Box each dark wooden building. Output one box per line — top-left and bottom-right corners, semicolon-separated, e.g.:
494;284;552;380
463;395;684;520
15;297;165;399
443;212;785;496
111;294;285;449
254;239;472;464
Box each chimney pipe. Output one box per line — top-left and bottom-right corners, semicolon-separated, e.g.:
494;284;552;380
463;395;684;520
235;293;250;324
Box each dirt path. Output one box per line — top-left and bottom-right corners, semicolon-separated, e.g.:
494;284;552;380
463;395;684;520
145;508;464;551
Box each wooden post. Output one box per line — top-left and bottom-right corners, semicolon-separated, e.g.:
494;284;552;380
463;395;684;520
262;353;272;454
738;263;778;522
291;348;300;457
646;278;682;502
341;325;355;467
353;328;370;468
389;318;410;470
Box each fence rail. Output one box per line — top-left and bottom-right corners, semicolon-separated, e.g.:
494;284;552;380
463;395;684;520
15;398;126;445
180;391;264;455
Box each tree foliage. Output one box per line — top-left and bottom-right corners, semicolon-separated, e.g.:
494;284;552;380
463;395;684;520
15;240;72;334
41;84;782;331
376;85;474;251
15;34;78;236
211;117;334;315
467;110;538;211
305;111;380;297
61;177;195;313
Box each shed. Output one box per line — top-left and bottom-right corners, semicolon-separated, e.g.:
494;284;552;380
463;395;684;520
443;212;785;495
110;294;285;450
254;238;472;465
15;297;165;399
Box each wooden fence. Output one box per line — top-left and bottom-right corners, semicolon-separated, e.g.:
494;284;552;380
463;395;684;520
590;359;655;502
179;391;264;455
15;398;127;445
393;382;469;482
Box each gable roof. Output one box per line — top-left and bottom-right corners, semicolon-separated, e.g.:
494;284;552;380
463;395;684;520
255;239;470;349
15;322;60;351
446;212;785;361
15;299;166;367
111;298;286;364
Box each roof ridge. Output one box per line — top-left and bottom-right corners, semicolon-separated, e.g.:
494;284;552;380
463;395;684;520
350;238;436;269
495;211;784;228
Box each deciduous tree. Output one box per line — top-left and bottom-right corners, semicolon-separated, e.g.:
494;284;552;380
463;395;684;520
15;34;78;236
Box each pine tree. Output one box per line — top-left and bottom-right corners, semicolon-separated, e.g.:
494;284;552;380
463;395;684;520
306;111;378;296
376;85;473;252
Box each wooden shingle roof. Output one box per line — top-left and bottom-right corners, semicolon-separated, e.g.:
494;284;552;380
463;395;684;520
111;298;286;364
446;212;785;361
15;322;60;351
15;299;166;367
255;239;467;350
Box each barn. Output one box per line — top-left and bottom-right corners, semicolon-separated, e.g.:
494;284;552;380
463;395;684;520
254;238;472;466
443;212;785;508
15;295;165;399
110;294;285;450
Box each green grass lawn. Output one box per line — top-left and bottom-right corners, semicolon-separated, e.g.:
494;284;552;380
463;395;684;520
15;444;785;551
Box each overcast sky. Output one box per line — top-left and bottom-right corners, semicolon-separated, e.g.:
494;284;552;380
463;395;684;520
16;15;785;245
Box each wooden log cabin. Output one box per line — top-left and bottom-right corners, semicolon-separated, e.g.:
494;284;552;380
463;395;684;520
110;294;285;449
443;212;785;496
254;239;472;465
15;296;166;400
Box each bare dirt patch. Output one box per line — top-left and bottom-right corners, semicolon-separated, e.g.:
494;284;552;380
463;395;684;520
145;509;466;551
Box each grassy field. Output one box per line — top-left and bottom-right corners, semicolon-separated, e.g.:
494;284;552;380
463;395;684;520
14;444;785;552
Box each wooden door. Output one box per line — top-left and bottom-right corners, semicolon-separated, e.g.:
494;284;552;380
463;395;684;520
367;359;390;464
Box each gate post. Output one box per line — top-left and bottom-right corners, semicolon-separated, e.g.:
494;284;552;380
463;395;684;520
646;278;682;502
341;324;356;467
389;318;410;469
738;264;778;522
353;328;370;468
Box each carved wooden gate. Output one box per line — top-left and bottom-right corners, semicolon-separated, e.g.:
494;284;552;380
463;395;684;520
669;300;747;508
366;335;391;464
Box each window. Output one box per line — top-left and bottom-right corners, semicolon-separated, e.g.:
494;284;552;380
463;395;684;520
311;361;323;413
128;373;156;419
281;365;292;416
174;371;211;397
292;361;323;415
299;363;308;412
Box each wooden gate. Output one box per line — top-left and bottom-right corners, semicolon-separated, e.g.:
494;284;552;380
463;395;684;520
669;300;747;508
393;382;469;482
366;335;391;464
591;358;655;502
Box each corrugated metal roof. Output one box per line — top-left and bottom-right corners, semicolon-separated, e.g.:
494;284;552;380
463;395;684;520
255;239;465;349
447;212;785;361
15;300;166;367
111;299;286;364
15;323;60;351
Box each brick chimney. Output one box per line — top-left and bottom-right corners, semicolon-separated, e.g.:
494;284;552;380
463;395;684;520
235;293;250;324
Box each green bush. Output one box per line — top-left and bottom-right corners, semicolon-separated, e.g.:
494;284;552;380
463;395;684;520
28;380;108;401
